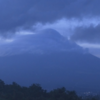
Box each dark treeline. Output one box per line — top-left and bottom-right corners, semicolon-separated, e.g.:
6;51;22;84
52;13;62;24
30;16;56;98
0;79;99;100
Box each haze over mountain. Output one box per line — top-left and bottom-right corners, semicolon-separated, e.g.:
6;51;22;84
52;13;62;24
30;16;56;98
0;29;100;94
0;29;85;56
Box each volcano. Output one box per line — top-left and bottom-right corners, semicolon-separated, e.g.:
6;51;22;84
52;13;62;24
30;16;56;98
0;29;100;94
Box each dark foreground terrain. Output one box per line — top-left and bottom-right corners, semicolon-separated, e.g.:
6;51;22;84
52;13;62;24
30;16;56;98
0;79;99;100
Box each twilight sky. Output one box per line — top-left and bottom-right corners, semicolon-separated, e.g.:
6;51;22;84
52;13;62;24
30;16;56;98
0;0;100;57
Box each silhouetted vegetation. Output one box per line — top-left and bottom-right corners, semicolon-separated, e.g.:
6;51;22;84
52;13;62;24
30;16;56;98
0;79;99;100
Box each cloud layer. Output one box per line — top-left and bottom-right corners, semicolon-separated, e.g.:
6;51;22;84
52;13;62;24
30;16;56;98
0;0;100;45
71;25;100;43
0;0;100;34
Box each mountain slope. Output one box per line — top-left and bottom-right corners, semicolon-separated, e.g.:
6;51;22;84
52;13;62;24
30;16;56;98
0;51;100;93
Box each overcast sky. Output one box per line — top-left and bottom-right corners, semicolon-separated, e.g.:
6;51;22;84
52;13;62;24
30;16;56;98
0;0;100;57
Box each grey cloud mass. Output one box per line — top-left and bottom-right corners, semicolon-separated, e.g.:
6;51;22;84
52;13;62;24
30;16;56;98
71;25;100;43
0;0;100;34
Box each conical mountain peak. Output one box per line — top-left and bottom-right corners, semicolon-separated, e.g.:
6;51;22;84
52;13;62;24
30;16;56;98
36;29;64;40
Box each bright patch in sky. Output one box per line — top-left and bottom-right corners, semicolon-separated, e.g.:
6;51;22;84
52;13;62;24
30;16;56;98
77;42;100;58
33;17;100;37
16;30;35;35
77;43;100;49
0;38;14;44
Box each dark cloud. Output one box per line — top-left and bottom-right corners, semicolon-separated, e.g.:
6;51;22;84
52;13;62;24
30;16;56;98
71;25;100;43
0;0;100;34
